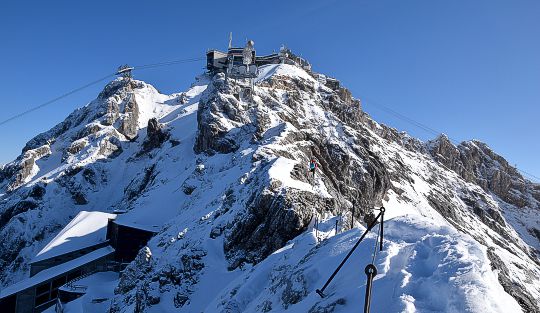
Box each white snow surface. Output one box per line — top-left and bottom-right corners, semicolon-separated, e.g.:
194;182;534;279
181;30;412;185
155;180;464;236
56;272;119;313
32;211;116;263
0;64;539;313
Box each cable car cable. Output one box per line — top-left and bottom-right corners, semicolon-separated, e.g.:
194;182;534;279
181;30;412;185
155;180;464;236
360;94;540;182
0;73;116;127
133;57;205;70
0;56;205;127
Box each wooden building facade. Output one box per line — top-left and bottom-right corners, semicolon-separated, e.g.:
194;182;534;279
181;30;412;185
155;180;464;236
106;220;158;263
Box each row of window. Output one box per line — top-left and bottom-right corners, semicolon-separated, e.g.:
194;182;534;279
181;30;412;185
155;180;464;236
34;269;83;307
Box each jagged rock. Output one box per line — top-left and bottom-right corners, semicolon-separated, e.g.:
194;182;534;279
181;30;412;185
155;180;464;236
73;123;102;140
123;165;156;202
141;118;170;154
178;92;188;104
428;135;531;208
281;274;308;308
72;191;88;205
111;247;156;313
21;107;91;153
28;184;46;200
7;145;51;191
2;62;540;312
258;300;273;312
0;200;39;229
99;79;126;100
530;227;540;239
182;184;196;195
194;75;245;155
102;98;120;126
487;247;540;313
67;139;88;155
62;138;88;161
225;188;317;267
119;92;140;140
98;135;123;158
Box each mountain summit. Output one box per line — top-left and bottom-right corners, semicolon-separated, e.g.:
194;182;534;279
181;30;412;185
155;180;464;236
0;48;539;313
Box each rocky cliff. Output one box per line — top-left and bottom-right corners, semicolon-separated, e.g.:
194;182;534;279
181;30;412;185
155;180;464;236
1;63;539;313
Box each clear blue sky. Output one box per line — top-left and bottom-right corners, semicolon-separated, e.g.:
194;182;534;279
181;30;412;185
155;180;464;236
1;0;539;181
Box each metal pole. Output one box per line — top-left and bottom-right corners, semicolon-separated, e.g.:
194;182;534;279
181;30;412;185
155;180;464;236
315;216;319;242
379;207;385;251
316;211;383;298
363;264;378;313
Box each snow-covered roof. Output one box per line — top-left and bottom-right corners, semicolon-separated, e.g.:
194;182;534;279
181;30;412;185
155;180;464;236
113;213;163;233
31;211;116;263
0;246;114;299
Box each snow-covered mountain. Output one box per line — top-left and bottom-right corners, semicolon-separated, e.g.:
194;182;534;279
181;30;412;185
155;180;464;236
1;61;539;313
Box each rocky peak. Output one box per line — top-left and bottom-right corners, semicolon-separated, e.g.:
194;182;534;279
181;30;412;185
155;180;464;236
192;64;390;268
2;60;540;312
427;135;537;208
140;118;169;154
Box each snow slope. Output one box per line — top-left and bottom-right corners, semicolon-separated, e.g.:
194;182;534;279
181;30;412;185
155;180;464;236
1;62;539;313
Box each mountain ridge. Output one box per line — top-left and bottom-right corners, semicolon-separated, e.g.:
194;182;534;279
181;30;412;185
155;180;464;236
0;63;539;312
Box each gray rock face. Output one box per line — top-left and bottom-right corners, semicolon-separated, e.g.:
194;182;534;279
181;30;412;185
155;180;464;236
194;74;245;155
428;135;533;208
123;165;157;204
98;134;123;158
225;188;324;267
5;145;51;191
487;247;540;313
195;72;391;269
119;91;140;140
141;118;169;154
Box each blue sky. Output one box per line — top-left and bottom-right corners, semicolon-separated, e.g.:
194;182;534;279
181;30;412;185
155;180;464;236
1;0;539;181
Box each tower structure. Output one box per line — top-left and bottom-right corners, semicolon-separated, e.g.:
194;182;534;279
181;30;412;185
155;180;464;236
116;65;134;80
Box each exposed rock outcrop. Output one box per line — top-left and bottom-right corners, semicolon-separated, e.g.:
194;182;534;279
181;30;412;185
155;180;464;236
119;92;140;140
194;71;392;269
194;74;245;155
141;118;170;154
5;144;51;191
487;247;540;313
428;135;532;208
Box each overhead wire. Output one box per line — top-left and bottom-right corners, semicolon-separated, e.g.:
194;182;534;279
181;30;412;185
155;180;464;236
133;57;205;70
0;56;205;127
359;93;540;183
0;73;116;127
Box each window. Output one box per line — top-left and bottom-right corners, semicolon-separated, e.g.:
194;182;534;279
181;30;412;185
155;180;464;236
35;292;50;306
36;282;50;296
67;270;82;282
50;289;58;299
52;276;66;289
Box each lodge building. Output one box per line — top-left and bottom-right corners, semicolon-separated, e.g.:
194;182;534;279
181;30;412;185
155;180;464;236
0;211;158;313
